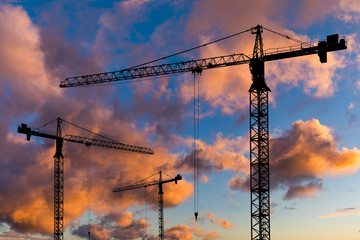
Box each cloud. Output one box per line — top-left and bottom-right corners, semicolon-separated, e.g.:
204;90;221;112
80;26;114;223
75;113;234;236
283;180;322;200
348;102;355;110
318;207;360;218
0;230;51;240
334;0;360;23
288;0;360;27
0;4;60;118
177;133;249;175
165;225;219;240
72;213;149;240
214;219;233;229
230;119;360;200
204;212;233;229
72;223;111;240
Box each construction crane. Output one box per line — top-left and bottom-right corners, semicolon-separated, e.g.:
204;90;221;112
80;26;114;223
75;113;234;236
17;118;154;240
113;171;182;240
59;25;347;240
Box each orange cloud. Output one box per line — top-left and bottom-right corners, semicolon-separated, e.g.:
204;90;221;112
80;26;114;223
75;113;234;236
204;212;233;229
206;213;214;221
318;208;360;218
215;219;233;229
230;119;360;200
165;225;219;240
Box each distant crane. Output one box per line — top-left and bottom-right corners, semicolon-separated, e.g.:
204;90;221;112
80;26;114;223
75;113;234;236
113;171;182;240
17;118;154;240
60;25;347;240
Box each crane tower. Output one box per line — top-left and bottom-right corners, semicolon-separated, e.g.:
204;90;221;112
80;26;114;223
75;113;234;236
60;25;347;240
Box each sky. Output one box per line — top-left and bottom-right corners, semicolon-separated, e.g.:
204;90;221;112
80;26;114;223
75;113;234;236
0;0;360;239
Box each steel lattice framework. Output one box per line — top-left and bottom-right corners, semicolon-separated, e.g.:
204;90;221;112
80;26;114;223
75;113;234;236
60;25;347;240
249;88;270;240
158;173;164;240
249;25;271;240
54;120;64;240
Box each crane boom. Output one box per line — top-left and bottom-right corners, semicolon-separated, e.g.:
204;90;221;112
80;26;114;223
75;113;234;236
18;123;154;154
59;35;346;88
113;174;182;192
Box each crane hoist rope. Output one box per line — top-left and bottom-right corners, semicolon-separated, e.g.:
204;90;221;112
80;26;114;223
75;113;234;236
87;146;91;240
144;189;148;239
193;72;200;221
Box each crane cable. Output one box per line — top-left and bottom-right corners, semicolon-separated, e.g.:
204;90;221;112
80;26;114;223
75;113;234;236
263;26;305;44
144;189;148;239
193;72;200;221
87;146;91;239
127;28;251;69
61;118;121;143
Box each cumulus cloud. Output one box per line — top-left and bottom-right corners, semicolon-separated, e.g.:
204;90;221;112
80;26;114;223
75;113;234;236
204;212;233;229
230;119;360;200
177;133;248;175
165;225;219;240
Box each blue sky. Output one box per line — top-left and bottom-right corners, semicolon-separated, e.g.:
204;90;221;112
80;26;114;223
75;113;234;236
0;0;360;239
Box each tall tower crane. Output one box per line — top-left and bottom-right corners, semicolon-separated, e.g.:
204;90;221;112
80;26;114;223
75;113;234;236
59;25;347;240
113;171;182;240
17;118;154;240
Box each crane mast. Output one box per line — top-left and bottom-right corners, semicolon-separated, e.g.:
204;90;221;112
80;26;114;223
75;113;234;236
61;25;347;240
249;25;270;240
54;119;64;240
113;171;182;240
17;118;154;240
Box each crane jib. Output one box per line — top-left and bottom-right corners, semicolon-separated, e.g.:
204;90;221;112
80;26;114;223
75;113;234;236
60;36;346;88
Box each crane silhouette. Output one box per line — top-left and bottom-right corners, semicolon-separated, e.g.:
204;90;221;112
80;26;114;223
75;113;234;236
17;117;154;240
113;171;182;240
60;25;347;240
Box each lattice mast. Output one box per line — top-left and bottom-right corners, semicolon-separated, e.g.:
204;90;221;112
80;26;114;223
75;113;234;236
17;118;154;240
54;118;64;240
249;25;271;240
158;171;164;240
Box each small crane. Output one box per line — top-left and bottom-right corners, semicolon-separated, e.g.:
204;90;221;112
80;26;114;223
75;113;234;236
17;118;154;240
113;171;182;240
60;25;347;240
